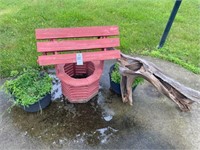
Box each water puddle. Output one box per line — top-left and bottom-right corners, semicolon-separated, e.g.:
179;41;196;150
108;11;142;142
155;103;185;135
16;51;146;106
74;126;118;145
97;91;115;122
95;126;118;144
49;74;62;101
9;72;120;148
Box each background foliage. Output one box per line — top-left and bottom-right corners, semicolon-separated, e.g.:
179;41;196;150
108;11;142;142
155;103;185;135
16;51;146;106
0;0;199;77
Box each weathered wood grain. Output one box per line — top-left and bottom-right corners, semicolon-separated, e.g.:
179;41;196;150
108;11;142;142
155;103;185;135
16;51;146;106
118;53;200;111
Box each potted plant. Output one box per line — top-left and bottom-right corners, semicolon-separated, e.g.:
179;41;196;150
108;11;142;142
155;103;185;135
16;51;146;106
109;63;144;95
2;68;52;112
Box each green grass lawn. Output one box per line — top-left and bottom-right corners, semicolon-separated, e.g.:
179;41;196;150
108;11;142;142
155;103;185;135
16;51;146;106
0;0;200;77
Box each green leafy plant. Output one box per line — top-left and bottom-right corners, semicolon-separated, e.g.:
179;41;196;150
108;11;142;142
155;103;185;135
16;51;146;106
3;68;52;107
111;63;144;87
10;70;19;77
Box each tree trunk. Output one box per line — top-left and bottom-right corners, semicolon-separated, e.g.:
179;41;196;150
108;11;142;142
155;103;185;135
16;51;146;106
118;53;200;111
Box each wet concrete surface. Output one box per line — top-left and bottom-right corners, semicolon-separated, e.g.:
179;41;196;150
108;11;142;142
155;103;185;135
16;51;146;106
0;57;200;149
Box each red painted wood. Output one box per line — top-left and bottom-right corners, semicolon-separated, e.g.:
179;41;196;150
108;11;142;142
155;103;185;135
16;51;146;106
38;50;120;66
36;26;119;40
36;26;121;102
37;38;119;52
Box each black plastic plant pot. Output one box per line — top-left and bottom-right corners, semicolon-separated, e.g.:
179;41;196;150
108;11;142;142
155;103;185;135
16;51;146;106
19;94;51;113
109;64;137;95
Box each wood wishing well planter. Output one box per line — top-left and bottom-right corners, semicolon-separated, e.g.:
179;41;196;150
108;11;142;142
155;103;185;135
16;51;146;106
56;61;104;103
35;26;121;103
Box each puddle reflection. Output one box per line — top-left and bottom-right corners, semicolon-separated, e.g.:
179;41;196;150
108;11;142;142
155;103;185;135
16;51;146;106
10;73;119;148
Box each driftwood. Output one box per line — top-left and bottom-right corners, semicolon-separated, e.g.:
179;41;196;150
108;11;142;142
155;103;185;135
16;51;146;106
118;53;200;111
